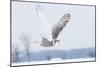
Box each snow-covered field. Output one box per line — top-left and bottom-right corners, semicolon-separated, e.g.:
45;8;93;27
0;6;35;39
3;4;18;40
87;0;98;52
12;58;95;66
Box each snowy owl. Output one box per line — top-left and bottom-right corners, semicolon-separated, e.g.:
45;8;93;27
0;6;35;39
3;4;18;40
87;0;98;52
35;4;71;47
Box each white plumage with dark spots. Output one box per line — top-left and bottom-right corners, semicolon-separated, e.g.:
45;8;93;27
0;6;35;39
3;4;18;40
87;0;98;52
35;4;71;47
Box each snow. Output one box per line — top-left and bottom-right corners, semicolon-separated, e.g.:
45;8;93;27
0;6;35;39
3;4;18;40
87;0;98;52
12;58;95;66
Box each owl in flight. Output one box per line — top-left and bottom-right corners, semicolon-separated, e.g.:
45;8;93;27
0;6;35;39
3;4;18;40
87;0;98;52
35;4;71;47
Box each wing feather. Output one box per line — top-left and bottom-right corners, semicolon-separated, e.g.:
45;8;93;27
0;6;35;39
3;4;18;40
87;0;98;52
52;13;71;40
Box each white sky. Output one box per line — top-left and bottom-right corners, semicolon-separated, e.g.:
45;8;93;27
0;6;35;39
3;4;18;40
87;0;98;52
12;1;95;52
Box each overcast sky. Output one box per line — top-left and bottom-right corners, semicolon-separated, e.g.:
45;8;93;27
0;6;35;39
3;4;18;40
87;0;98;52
12;1;95;52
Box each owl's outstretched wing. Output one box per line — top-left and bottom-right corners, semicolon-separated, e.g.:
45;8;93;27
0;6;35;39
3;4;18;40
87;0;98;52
51;13;71;40
35;4;53;47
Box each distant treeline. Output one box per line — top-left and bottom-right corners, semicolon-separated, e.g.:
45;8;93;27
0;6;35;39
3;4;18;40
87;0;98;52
12;48;95;63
